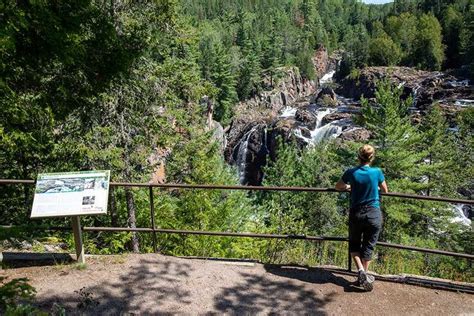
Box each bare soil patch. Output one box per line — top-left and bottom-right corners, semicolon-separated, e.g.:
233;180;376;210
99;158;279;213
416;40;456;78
1;253;473;315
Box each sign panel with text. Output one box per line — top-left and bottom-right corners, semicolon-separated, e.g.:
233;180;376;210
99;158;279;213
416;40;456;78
31;171;110;218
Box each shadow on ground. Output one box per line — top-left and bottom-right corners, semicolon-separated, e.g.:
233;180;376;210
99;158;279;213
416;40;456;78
30;259;365;314
264;264;365;293
35;257;193;314
1;252;74;267
209;264;362;315
210;271;334;315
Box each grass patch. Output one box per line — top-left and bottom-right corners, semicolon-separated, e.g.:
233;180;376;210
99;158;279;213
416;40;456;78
74;263;87;270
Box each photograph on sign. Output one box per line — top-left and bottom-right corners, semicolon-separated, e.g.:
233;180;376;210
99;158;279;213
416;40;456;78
31;170;110;218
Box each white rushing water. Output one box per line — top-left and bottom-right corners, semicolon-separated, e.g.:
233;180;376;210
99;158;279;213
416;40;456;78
319;70;335;85
292;108;344;145
314;108;334;128
411;84;421;110
447;79;470;87
236;125;259;184
309;122;343;145
280;106;297;118
454;99;474;107
451;204;472;226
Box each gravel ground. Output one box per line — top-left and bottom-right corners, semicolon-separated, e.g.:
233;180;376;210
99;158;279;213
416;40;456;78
1;253;473;315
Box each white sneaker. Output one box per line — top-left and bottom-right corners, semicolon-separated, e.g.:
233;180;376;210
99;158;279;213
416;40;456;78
358;270;374;292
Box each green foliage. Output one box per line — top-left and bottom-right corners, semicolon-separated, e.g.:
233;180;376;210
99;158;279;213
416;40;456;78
0;277;38;314
362;81;428;238
413;14;445;70
260;139;345;237
420;104;459;197
0;0;473;283
442;5;464;68
154;130;255;257
369;35;402;66
461;4;474;78
296;49;316;80
385;13;418;65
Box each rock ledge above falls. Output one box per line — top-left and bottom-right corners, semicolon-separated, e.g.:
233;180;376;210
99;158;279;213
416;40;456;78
336;66;473;112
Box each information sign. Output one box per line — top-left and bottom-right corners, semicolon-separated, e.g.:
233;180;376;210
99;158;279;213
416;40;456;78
31;170;110;218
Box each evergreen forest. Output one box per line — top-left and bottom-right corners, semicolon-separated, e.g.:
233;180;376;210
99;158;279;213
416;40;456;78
1;0;473;284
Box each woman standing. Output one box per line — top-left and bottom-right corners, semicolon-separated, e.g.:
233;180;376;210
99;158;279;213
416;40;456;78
335;145;388;291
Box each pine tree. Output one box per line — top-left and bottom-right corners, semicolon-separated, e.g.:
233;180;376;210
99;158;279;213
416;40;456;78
461;4;474;78
211;44;238;124
361;81;429;241
385;13;418;65
237;41;262;100
420;104;458;197
262;15;282;88
159;129;255;257
442;5;464;69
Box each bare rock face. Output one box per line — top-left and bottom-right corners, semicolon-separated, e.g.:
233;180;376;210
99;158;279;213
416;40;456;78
339;128;371;142
267;119;306;161
209;120;227;152
322;112;352;125
148;147;172;184
313;45;329;76
243;67;318;117
295;108;317;129
225;47;338;185
314;87;338;107
336;66;473;111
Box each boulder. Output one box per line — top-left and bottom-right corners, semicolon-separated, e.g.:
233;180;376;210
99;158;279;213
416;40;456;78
339;127;371;142
314;87;338;107
300;127;312;138
322;113;352;125
295;108;317;129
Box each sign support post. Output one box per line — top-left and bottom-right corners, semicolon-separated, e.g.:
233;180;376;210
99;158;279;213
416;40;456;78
71;216;85;264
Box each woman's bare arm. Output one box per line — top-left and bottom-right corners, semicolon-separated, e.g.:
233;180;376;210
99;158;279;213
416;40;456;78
379;181;388;193
335;179;351;191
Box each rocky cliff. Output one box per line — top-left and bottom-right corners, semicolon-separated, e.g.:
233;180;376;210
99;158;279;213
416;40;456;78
225;47;335;185
336;67;473;112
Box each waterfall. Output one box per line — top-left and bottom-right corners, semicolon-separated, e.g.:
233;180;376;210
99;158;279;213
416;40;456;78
315;108;334;128
451;204;472;226
280;106;297;118
411;84;421;109
292;108;345;146
447;79;470;87
454;99;474;107
319;70;335;85
236;125;259;184
310;122;343;145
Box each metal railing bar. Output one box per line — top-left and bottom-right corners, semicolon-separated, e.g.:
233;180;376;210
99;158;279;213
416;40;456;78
82;226;346;241
2;179;473;262
1;179;473;205
375;241;474;259
82;226;474;260
149;187;158;253
0;179;36;185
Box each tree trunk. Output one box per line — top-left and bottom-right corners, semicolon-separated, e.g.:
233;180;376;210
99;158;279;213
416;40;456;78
125;187;139;253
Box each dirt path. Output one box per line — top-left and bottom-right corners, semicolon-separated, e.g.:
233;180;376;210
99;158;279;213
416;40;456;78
1;254;473;315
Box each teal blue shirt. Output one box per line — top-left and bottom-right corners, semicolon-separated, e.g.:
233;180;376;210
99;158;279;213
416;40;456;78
342;165;385;208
